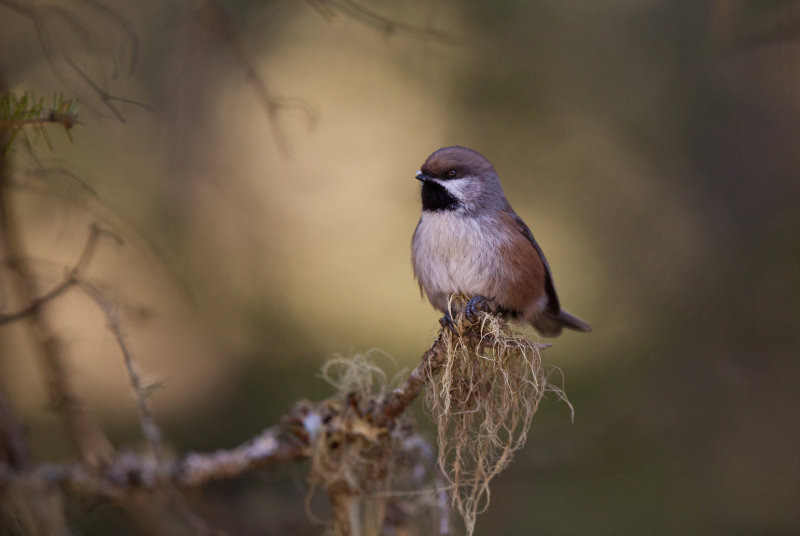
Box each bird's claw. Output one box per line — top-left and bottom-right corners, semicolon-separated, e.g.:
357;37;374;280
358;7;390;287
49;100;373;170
440;296;488;334
465;295;488;323
439;310;458;333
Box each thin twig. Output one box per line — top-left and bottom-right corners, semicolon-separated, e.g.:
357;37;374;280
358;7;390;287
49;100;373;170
0;0;146;122
0;113;79;133
76;279;164;461
0;223;116;325
194;0;316;157
73;0;139;76
0;157;113;466
308;0;455;43
12;154;98;196
0;276;74;324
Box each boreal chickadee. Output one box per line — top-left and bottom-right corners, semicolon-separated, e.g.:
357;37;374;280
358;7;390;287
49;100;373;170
411;146;591;336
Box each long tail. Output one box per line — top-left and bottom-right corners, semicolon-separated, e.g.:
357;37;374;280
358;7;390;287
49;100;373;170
557;309;592;332
531;309;591;337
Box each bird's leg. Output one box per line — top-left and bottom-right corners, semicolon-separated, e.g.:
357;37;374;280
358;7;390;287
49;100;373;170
465;295;489;322
439;310;458;333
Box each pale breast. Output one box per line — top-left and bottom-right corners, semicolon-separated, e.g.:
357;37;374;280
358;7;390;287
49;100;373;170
412;212;509;311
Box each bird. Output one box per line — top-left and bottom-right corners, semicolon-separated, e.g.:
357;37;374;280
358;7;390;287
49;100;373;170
411;145;591;336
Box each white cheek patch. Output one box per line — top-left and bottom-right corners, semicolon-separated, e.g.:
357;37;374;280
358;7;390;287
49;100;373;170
436;178;475;209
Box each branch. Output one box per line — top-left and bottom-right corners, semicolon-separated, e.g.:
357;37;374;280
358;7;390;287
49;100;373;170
0;112;79;133
0;420;308;500
0;91;81;153
194;0;317;157
309;0;455;43
77;279;164;461
374;324;490;426
375;332;449;425
0;329;452;498
177;424;307;488
0;223;113;325
0;273;74;324
0;183;114;465
0;0;145;122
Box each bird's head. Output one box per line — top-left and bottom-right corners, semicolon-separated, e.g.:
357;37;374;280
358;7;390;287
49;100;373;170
415;146;507;214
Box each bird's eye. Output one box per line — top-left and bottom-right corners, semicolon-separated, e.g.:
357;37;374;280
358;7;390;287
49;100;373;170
447;169;457;178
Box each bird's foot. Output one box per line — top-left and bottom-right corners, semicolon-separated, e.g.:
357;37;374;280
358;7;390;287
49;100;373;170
439;310;458;333
465;295;489;323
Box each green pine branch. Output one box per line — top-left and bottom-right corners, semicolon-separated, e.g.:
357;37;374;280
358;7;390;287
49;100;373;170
0;91;81;154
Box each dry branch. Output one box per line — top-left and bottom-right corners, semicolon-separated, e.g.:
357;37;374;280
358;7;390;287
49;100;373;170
0;223;114;325
0;330;451;493
193;0;317;157
376;332;451;425
0;423;306;500
0;329;456;535
308;0;455;43
78;279;164;461
0;164;114;468
0;0;145;122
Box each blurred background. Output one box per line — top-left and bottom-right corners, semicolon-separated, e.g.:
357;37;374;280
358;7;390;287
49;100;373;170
1;0;799;534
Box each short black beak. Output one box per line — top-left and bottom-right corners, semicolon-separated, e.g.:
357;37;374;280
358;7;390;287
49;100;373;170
415;171;431;182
